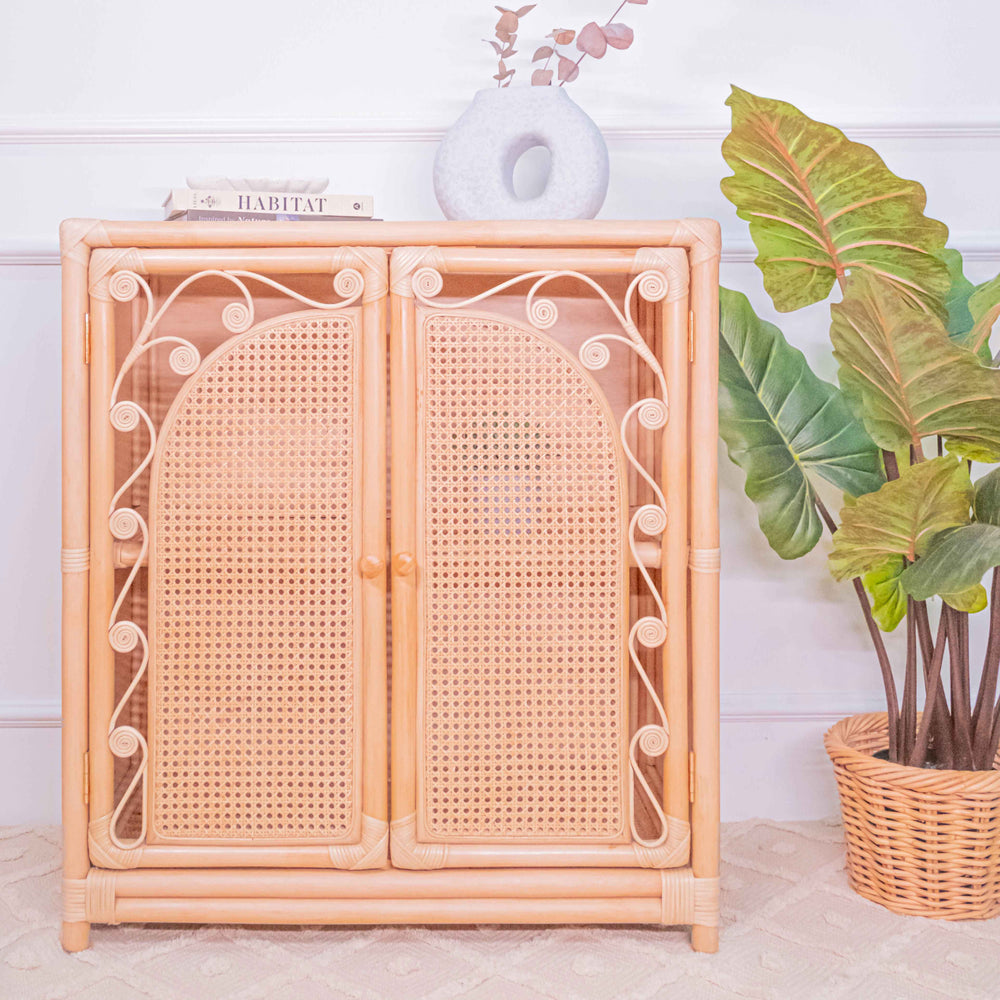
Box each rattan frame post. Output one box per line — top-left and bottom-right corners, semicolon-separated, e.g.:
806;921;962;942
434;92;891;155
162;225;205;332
60;219;721;953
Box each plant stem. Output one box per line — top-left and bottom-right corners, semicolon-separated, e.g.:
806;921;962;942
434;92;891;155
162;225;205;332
911;600;955;766
947;607;975;769
910;609;950;767
558;0;630;86
901;599;918;758
883;450;899;481
972;566;1000;767
814;495;900;759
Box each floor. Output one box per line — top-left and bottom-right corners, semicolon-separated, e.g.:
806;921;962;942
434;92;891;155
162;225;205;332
1;820;997;1000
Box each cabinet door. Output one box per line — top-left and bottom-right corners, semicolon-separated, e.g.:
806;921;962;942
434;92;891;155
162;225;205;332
87;248;388;868
389;247;691;869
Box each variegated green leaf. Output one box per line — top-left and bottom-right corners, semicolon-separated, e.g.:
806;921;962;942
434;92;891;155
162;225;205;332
974;467;1000;526
863;555;907;631
720;86;950;315
831;272;1000;461
829;456;973;581
719;288;883;559
967;273;1000;359
901;523;999;613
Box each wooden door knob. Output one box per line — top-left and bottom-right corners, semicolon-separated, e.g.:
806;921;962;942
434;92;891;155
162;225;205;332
392;552;416;576
358;555;385;579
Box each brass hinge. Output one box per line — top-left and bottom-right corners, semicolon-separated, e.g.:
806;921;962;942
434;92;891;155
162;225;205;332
688;310;695;363
83;751;90;805
83;313;91;365
688;751;696;804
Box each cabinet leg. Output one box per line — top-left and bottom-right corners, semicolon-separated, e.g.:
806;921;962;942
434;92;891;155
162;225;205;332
691;924;718;953
61;921;90;953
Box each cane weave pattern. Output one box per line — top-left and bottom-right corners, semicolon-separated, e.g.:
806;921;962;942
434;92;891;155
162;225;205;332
419;313;626;842
151;316;360;841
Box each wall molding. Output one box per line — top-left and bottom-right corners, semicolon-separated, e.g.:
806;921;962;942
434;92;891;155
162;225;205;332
1;117;1000;146
0;694;885;730
3;238;1000;269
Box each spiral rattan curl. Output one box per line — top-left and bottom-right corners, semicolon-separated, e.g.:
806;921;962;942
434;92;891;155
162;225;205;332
825;713;1000;920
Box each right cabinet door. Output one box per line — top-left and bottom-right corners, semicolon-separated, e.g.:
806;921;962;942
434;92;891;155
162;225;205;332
389;247;692;870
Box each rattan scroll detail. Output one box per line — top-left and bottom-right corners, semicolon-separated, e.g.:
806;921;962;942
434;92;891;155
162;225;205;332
826;713;1000;920
103;265;368;852
414;268;677;850
390;815;449;869
389;245;446;296
633;818;690;868
328;816;389;870
633;248;689;303
152;315;359;842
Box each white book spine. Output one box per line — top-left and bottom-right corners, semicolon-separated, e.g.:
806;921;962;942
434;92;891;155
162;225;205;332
163;189;374;219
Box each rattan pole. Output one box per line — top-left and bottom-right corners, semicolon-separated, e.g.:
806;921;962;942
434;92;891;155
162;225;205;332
687;227;721;953
112;866;663;898
361;269;389;850
390;283;419;831
113;896;663;925
115;249;381;274
663;273;691;826
60;233;91;952
436;248;639;274
87;293;117;832
86;219;700;251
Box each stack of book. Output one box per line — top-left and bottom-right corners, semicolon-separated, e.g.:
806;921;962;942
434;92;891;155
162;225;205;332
164;188;375;223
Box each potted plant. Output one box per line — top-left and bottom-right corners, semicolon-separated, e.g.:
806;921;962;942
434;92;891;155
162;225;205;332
718;86;1000;919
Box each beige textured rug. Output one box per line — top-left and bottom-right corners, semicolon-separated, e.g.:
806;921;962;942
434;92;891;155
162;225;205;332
1;821;997;1000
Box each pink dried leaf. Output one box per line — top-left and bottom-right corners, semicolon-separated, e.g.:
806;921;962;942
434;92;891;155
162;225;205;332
496;11;518;34
557;55;580;82
501;46;518;57
548;28;575;44
494;5;513;12
627;0;648;4
531;68;554;85
601;23;634;49
577;21;607;58
532;45;554;61
483;39;503;54
497;58;508;74
515;4;535;15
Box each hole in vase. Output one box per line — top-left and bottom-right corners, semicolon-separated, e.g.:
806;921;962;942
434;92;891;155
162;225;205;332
511;144;552;201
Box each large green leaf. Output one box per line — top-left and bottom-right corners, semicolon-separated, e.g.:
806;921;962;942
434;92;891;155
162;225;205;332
863;555;907;631
720;86;950;315
940;248;975;339
829;455;973;580
831;272;1000;461
967;273;1000;359
900;523;996;612
974;467;1000;526
719;288;884;559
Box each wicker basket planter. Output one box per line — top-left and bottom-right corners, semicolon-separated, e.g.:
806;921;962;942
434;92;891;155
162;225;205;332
825;713;1000;920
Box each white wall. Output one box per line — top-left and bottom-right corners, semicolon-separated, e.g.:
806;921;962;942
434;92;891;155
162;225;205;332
2;0;999;824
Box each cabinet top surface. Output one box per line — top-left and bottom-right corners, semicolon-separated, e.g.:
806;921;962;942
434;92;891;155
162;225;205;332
59;218;721;259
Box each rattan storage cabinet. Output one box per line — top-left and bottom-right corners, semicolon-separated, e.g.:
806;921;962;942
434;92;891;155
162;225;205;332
60;220;721;952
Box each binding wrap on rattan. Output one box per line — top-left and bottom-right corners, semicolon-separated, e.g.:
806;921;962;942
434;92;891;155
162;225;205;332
632;248;689;303
667;219;721;267
62;878;88;923
389;246;446;297
61;548;90;574
59;218;109;265
327;815;389;870
632;816;691;868
88;813;144;869
689;548;721;573
89;249;148;300
331;246;387;303
86;869;118;924
389;815;449;869
657;870;720;926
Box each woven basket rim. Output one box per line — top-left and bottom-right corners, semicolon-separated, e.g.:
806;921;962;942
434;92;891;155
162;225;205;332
825;712;1000;794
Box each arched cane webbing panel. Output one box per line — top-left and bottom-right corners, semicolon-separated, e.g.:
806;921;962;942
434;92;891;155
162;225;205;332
150;316;360;842
419;313;627;842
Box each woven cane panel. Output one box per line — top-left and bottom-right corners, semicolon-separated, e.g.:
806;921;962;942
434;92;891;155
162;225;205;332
151;316;359;842
419;313;626;842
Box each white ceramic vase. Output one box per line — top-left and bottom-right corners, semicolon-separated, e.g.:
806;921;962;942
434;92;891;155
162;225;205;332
433;87;609;220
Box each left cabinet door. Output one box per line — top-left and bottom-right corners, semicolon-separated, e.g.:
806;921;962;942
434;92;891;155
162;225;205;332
85;247;388;869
